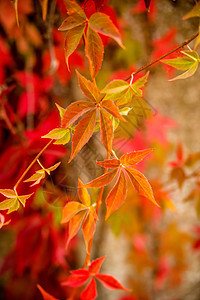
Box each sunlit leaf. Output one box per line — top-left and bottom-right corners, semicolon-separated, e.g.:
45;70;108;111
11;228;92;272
101;100;126;121
61;101;95;128
42;128;69;140
81;278;97;300
105;171;127;220
62;269;90;287
97;158;120;169
37;284;59;300
55;103;65;121
69;109;97;162
85;26;104;79
183;2;200;19
67;210;88;246
0;189;16;198
102;80;129;94
169;61;198;81
84;168;118;188
47;162;61;172
82;206;97;253
100;108;113;153
89;12;124;48
78;179;91;207
39;0;48;21
0;199;16;211
7;199;20;214
53;131;70;145
76;71;101;103
63;0;86;19
95;273;130;291
64;24;86;70
61;201;88;223
120;149;153;166
24;171;45;186
58;13;86;31
88;256;105;274
0;213;11;229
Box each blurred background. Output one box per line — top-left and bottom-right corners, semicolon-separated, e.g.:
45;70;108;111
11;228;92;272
0;0;200;299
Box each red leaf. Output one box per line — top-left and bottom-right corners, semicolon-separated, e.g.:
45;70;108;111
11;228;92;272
88;256;105;274
81;278;97;300
63;269;90;287
96;274;130;291
61;101;95;128
120;149;153;166
76;70;101;103
84;168;118;188
69;109;97;162
100;108;113;153
101;99;126;121
105;170;127;220
97;158;120;169
37;285;59;300
85;26;104;79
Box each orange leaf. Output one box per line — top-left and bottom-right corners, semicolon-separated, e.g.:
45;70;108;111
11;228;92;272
120;149;153;166
67;210;88;247
69;109;97;162
125;167;159;206
78;179;91;207
82;206;97;253
76;70;101;103
85;26;104;79
63;0;86;19
64;24;86;70
39;0;48;21
59;13;86;31
105;171;127;220
84;168;118;188
101;100;126;121
96;158;120;169
61;201;88;224
89;12;124;48
61;101;95;128
100;108;113;153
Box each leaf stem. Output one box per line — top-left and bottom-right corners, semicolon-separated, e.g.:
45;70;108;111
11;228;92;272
14;140;53;191
125;31;199;81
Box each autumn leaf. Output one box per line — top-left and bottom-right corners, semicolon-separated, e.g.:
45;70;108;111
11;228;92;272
183;2;200;20
42;128;70;145
58;13;86;31
0;213;11;229
0;189;33;214
85;26;104;79
39;0;48;21
76;70;101;102
63;0;86;19
37;284;59;300
100;108;113;153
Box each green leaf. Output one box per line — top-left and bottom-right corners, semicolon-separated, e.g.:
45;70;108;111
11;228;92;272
183;2;200;19
46;162;61;172
17;194;33;207
55;103;65;121
42;128;69;140
181;50;199;61
53;131;71;145
0;198;16;210
7;199;20;214
102;80;129;94
161;56;196;70
169;61;198;81
89;12;124;48
24;171;45;186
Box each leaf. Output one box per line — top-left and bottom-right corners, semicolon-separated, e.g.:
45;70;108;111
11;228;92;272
101;100;126;121
7;199;20;214
53;131;70;145
76;71;101;103
55;103;65;120
61;101;95;128
69;109;97;162
125;167;159;206
131;72;150;96
82;206;97;253
81;278;97;300
120;149;153;166
13;0;19;27
63;269;90;287
169;61;198;81
89;12;124;48
96;158;120;169
102;80;129;94
183;2;200;19
88;256;105;274
182;50;199;60
194;26;200;49
17;194;33;207
63;0;86;19
47;162;61;172
78;179;91;207
0;213;11;229
0;189;16;198
95;273;130;291
67;210;88;246
42;128;69;140
58;13;86;31
64;24;86;70
0;198;16;211
37;284;59;300
161;56;196;70
39;0;48;21
105;171;127;220
84;168;118;188
61;201;88;223
100;108;113;153
144;0;151;11
24;172;45;186
85;26;104;79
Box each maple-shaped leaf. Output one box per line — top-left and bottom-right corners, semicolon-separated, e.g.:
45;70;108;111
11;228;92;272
0;213;11;229
62;256;129;299
24;161;61;186
161;50;199;81
183;2;200;20
0;189;33;214
61;179;97;252
37;284;59;300
84;149;158;219
42;128;70;145
60;72;126;161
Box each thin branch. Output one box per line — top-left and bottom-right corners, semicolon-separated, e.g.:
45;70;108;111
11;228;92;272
125;31;199;81
14;140;53;190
